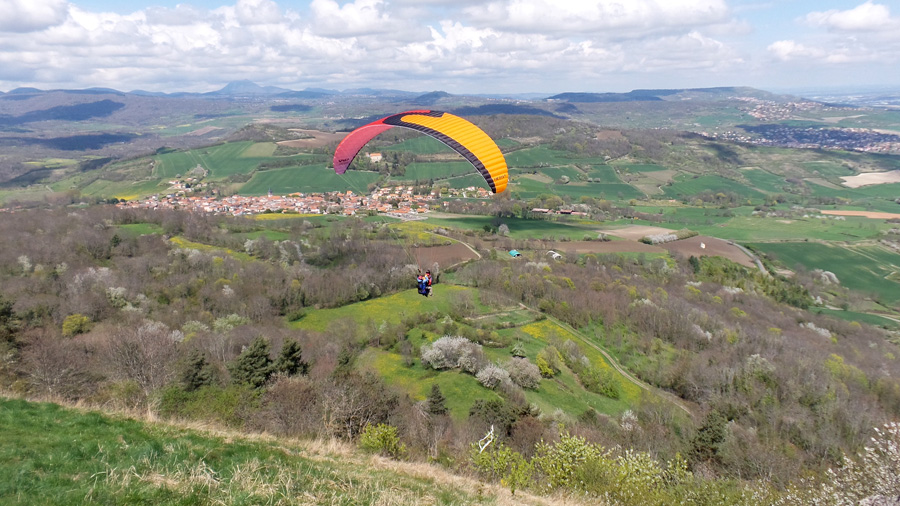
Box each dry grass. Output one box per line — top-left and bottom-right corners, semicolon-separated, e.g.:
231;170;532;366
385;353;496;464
5;392;600;506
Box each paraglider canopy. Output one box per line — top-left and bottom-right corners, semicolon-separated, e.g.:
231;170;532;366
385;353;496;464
333;110;508;193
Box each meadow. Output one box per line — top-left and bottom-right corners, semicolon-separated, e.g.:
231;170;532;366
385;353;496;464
292;287;644;419
0;397;510;506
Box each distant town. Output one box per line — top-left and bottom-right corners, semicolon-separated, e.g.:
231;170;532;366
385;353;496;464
706;97;900;154
116;184;493;217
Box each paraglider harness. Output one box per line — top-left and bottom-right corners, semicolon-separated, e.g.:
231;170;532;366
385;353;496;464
417;270;433;297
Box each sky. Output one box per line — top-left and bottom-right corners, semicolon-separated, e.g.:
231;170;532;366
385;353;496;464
1;0;899;95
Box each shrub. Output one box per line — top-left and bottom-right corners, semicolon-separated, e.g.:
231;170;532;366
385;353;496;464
359;423;406;459
61;314;91;337
533;430;606;491
420;335;483;372
471;442;534;495
476;363;511;389
536;346;562;378
506;357;541;389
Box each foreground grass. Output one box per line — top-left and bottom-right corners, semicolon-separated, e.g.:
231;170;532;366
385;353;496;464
0;396;564;506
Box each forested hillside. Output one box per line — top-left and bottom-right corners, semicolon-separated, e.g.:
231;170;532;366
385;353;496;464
2;204;899;503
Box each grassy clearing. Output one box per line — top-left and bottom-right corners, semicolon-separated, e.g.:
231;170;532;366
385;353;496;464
293;288;642;418
0;397;527;506
117;223;164;236
169;236;254;261
291;287;471;332
358;349;502;419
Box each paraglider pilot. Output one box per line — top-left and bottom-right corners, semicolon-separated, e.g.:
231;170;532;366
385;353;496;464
417;270;433;297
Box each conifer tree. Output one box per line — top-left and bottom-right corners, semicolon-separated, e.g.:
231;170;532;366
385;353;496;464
275;338;308;376
228;337;274;389
426;383;448;416
180;348;214;391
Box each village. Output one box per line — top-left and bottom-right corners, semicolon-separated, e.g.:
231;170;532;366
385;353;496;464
116;183;494;217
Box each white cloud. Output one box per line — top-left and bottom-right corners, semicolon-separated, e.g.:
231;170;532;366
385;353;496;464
235;0;283;25
0;0;894;94
805;1;896;32
0;0;68;33
767;40;825;61
308;0;417;38
463;0;732;36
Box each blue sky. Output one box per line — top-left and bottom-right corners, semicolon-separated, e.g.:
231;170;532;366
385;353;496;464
1;0;898;94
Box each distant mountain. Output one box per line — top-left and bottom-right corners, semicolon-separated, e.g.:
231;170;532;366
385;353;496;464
547;87;782;103
276;89;336;99
449;104;563;118
548;91;666;103
205;80;294;96
411;91;452;106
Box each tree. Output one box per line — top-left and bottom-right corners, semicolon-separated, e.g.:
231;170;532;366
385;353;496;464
274;338;308;376
179;348;215;391
425;383;448;416
228;337;274;389
690;410;728;464
0;295;16;344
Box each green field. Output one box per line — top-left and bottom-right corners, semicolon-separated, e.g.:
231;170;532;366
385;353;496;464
241;165;381;195
383;135;454;155
741;168;790;194
403;161;474;180
686;215;886;242
749;241;900;307
613;163;667;173
554;182;644;200
0;397;496;505
663;174;767;201
587;165;625;183
505;146;577;167
153;142;321;180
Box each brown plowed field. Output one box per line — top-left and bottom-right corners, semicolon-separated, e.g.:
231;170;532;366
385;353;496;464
660;236;755;268
541;226;754;267
411;243;479;269
820;210;900;219
548;241;665;254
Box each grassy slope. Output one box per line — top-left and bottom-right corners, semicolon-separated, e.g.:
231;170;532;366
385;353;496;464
292;287;642;419
0;397;551;506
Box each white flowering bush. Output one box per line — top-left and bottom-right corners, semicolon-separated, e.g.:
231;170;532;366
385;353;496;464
823;422;900;505
476;363;511;389
505;357;541;389
776;422;900;505
421;335;483;371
